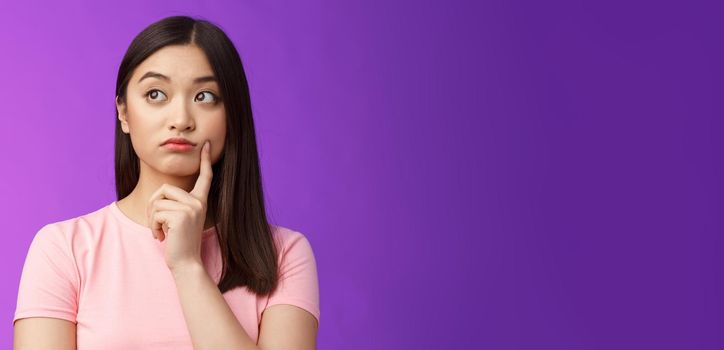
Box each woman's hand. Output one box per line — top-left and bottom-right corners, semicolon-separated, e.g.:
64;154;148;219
146;140;213;272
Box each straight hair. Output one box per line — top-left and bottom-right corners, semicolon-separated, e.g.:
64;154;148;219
114;15;279;295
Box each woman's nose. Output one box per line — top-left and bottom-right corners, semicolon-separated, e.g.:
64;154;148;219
168;100;195;130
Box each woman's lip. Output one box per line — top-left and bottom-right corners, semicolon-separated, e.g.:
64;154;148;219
163;143;195;151
162;138;196;146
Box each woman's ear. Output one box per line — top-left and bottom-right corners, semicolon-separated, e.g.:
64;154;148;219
116;96;130;134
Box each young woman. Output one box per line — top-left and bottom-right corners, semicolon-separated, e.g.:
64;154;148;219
13;16;319;349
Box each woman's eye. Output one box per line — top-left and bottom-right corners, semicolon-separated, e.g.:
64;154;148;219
195;91;218;103
146;89;167;102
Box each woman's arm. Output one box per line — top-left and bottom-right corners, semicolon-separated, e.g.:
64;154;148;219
14;317;76;349
257;304;318;349
172;261;317;350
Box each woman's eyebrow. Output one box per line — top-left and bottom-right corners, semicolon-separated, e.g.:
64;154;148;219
137;71;217;84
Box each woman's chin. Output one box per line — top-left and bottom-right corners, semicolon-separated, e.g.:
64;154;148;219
155;163;200;177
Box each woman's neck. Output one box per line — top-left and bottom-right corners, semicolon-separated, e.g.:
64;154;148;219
116;185;216;231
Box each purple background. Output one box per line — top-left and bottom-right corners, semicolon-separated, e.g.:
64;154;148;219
1;1;721;349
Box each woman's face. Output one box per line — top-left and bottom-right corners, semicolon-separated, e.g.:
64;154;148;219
116;44;226;177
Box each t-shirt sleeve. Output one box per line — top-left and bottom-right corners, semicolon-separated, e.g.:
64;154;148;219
13;223;80;326
264;230;320;325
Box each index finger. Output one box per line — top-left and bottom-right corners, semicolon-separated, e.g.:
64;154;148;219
191;140;213;202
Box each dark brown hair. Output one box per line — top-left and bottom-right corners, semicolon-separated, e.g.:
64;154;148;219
114;15;278;295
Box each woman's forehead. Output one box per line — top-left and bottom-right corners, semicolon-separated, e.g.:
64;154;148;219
132;45;215;84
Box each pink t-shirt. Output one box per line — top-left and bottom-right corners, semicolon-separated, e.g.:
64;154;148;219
13;201;320;348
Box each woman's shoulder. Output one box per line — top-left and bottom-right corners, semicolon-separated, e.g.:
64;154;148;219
269;224;311;243
32;202;113;242
268;224;317;257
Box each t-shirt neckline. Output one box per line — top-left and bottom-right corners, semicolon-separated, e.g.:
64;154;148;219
109;200;216;239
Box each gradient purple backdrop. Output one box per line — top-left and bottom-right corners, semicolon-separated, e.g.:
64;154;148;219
1;1;721;349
